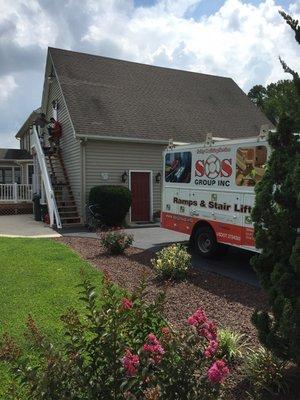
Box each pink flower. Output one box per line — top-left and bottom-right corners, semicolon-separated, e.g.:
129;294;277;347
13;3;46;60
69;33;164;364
122;298;133;310
122;349;139;376
204;340;219;358
207;360;229;384
199;321;217;341
161;327;170;336
143;333;165;364
187;308;207;326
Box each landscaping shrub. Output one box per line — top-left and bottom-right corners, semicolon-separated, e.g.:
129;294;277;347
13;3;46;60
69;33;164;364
217;329;248;364
100;230;133;255
151;244;191;280
245;346;288;399
89;185;131;226
0;277;230;399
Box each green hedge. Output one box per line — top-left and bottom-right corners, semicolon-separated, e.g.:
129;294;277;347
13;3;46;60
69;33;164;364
89;185;131;226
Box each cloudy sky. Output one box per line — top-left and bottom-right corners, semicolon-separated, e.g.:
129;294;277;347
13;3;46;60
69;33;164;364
0;0;299;148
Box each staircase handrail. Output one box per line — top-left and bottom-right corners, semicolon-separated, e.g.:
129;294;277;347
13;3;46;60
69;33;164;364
31;125;62;229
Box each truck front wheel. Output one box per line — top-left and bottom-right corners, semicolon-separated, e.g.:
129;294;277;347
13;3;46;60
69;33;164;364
193;226;218;258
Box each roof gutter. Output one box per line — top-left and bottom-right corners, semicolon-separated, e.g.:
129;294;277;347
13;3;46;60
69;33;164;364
0;159;33;162
76;134;189;146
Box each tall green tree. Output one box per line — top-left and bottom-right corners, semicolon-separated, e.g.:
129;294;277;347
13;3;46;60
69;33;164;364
248;80;300;130
251;11;300;364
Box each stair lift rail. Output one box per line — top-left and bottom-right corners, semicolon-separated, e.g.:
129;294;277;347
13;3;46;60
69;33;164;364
30;125;62;229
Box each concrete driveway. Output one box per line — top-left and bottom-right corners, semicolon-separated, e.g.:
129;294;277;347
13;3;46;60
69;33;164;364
0;214;61;238
64;226;258;287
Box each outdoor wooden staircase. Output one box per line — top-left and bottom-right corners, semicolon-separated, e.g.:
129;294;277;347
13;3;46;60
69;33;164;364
45;150;81;227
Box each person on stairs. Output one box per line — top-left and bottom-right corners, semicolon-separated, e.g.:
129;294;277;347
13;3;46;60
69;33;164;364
34;112;48;148
48;117;62;154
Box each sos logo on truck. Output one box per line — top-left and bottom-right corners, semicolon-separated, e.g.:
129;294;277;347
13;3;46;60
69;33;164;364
195;154;232;187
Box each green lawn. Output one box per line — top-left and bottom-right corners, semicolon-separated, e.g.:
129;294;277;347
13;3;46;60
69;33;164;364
0;237;103;398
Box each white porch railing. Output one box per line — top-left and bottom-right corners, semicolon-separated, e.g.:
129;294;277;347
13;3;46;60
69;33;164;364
0;183;33;203
31;125;62;229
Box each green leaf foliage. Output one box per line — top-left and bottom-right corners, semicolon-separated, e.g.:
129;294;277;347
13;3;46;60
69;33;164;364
248;80;300;130
0;277;232;399
89;185;131;226
250;11;300;365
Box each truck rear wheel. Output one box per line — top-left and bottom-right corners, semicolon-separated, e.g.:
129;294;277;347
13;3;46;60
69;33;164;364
193;226;218;258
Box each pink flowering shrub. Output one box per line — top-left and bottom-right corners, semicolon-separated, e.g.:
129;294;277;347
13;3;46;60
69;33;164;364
122;297;133;310
0;278;230;400
207;360;230;383
143;333;165;364
123;349;140;376
100;229;133;255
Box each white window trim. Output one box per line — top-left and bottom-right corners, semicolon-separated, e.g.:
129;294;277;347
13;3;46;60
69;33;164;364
27;163;34;184
0;165;21;184
128;170;153;223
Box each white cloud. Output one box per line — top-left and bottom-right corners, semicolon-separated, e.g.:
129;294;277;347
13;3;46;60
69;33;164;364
0;0;57;49
0;75;17;104
0;131;19;148
0;0;300;148
82;0;300;91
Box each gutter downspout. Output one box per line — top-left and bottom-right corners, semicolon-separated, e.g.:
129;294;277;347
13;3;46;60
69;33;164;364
80;137;87;221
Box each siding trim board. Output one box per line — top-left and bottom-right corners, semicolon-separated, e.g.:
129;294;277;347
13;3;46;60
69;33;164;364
48;51;77;140
77;134;188;146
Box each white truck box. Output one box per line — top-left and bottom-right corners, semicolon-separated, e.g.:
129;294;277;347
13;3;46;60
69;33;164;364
161;134;270;256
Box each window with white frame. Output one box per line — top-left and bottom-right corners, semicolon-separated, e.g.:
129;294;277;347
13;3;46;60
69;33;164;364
27;164;34;185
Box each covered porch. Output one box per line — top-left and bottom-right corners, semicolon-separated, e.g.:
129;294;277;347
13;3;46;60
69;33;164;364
0;148;34;215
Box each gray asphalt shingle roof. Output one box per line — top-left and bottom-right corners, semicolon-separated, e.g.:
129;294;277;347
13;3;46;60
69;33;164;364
49;47;272;142
0;148;32;160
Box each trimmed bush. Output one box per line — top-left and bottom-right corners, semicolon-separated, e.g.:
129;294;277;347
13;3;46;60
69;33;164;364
89;185;131;226
100;230;133;255
152;244;191;280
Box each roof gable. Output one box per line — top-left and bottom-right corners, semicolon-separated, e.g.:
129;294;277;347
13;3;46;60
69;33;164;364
49;47;272;142
0;148;32;161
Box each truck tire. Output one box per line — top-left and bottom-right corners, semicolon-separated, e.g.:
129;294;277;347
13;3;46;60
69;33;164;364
193;225;218;258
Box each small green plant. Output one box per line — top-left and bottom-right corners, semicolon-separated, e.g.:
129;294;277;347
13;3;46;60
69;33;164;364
245;346;288;399
100;229;133;255
151;244;191;280
217;328;248;363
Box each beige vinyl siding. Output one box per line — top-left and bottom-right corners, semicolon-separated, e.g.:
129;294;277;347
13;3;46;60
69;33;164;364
44;75;82;216
21;131;31;152
85;140;164;218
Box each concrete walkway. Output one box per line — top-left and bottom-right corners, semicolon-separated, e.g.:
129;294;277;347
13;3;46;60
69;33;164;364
0;214;61;238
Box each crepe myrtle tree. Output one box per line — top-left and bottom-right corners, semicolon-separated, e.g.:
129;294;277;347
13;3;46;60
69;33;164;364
251;11;300;365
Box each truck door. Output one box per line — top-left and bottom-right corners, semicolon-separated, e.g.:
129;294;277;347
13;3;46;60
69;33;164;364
210;192;243;247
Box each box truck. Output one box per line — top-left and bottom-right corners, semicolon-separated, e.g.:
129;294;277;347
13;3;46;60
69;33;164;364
161;128;270;257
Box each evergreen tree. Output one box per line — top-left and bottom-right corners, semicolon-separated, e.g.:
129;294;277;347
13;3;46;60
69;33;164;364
248;80;300;130
251;11;300;364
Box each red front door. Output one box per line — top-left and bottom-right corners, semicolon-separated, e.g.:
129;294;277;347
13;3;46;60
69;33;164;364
130;172;150;222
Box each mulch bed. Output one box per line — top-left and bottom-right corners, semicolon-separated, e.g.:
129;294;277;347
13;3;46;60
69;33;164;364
55;236;271;399
56;237;268;342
